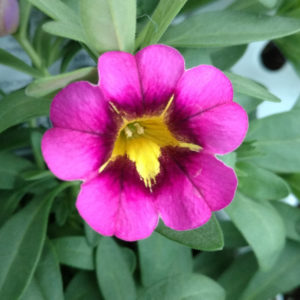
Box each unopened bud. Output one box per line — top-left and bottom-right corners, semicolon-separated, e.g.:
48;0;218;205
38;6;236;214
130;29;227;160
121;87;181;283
0;0;19;37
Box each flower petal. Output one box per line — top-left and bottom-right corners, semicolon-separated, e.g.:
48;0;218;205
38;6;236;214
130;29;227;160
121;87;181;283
171;102;248;154
41;128;111;181
171;65;233;120
136;44;184;113
76;159;158;241
155;153;211;230
179;151;237;211
98;51;143;115
50;81;114;134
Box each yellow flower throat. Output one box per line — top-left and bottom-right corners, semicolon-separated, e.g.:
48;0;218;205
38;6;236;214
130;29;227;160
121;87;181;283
99;98;201;189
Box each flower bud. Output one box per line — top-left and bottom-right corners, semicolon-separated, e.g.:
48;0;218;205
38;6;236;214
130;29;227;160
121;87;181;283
0;0;19;37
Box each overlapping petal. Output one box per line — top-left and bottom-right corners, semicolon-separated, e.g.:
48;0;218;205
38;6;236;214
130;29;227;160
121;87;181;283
76;159;158;241
98;51;143;115
155;153;211;230
170;65;233;121
171;102;248;154
50;81;114;134
179;151;237;211
136;44;184;113
42;128;112;181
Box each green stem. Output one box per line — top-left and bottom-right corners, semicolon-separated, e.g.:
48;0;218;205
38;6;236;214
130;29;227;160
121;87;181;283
15;35;44;72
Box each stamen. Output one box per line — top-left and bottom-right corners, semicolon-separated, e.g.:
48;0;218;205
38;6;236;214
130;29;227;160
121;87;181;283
124;126;133;138
161;95;174;117
134;123;144;135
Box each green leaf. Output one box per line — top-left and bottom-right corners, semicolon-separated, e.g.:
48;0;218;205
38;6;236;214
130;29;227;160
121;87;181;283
221;221;247;248
179;48;212;69
122;247;137;274
161;11;300;47
0;190;57;299
139;274;225;300
21;239;64;300
218;252;257;300
234;93;262;114
245;109;300;173
0;90;51;134
193;250;234;279
96;237;136;300
65;271;103;300
80;0;136;53
25;67;97;97
31;131;45;170
138;232;192;287
272;202;300;242
52;236;94;270
0;48;42;78
29;0;86;43
137;0;187;48
210;45;247;70
0;127;31;152
156;214;224;251
286;173;300;199
236;162;290;201
226;192;285;270
225;72;280;102
241;241;300;300
0;152;33;189
84;222;101;248
42;21;86;43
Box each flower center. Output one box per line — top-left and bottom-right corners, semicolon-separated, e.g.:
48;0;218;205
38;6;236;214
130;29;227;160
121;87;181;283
99;99;201;189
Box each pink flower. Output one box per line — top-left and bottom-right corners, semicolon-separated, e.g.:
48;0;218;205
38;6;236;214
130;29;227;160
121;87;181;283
42;45;248;241
0;0;19;36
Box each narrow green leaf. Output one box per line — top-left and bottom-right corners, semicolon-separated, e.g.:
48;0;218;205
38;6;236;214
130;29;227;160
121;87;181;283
0;48;42;78
226;192;285;270
29;0;78;22
272;202;300;242
137;0;187;48
96;237;136;300
53;236;94;270
156;214;224;251
139;274;225;300
0;190;57;299
226;72;281;102
245;109;300;173
161;11;300;47
241;241;300;300
0;151;33;189
138;232;192;287
31;131;45;170
65;271;103;300
236;162;290;201
0;90;51;134
26;67;97;97
80;0;136;53
218;252;257;300
0;179;57;227
42;21;85;43
21;239;64;300
234;93;262;114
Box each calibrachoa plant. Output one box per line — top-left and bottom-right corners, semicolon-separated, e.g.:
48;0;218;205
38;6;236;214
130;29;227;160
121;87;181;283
2;0;300;299
42;45;248;241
